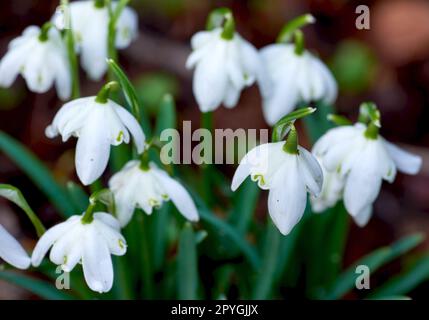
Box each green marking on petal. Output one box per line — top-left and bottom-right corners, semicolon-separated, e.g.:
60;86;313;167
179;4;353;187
118;239;125;250
116;130;124;142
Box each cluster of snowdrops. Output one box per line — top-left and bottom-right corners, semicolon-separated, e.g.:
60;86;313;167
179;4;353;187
0;0;422;294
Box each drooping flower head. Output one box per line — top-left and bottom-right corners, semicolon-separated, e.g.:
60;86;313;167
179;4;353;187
186;7;270;113
63;0;138;80
312;103;422;226
231;108;323;235
109;160;199;227
31;209;126;293
45;82;145;185
0;24;71;100
260;14;337;125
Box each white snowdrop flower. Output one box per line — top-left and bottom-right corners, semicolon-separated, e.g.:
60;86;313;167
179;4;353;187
45;85;145;186
66;0;138;80
186;25;270;113
310;156;344;213
109;160;199;227
0;225;31;270
231;139;323;235
260;43;337;125
0;25;71;100
31;213;126;293
313;123;422;226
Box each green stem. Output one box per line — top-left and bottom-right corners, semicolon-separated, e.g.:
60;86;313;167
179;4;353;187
95;81;119;103
364;122;379;140
140;214;155;298
38;22;53;42
293;30;305;56
206;7;235;40
81;203;96;224
201;112;213;205
61;0;80;99
283;125;299;154
276;13;315;43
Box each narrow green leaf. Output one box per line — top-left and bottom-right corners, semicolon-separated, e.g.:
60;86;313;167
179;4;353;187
152;203;171;271
178;223;198;299
0;184;45;237
324;234;424;299
154;94;177;135
66;182;88;213
0;270;75;300
107;59;151;135
369;256;429;298
0;131;75;217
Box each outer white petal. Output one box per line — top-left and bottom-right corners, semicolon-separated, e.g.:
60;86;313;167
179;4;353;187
223;84;241;108
82;228;113;293
31;217;79;267
153;168;199;222
298;147;323;196
352;205;373;227
231;143;272;191
193;40;228;112
113;102;145;153
313;58;338;104
384;141;422;175
23;44;55;93
0;225;30;270
268;158;307;235
343;148;383;218
75;106;111;185
115;6;138;49
190;30;215;50
49;224;81;265
0;48;27;87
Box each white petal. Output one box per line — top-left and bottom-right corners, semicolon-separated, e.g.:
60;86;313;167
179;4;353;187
384;141;422;175
268;158;307;235
0;48;26;87
343;150;383;218
82;228;113;293
115;6;138;49
298;147;323;196
352;205;373;227
113;103;145;154
31;217;79;267
153;168;199;222
0;225;30;270
190;30;214;50
193;40;228;112
75;107;111;185
93;220;127;256
223;84;241;108
93;212;121;231
49;224;80;265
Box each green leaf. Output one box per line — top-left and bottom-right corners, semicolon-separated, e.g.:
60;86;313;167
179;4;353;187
0;184;45;237
193;191;260;270
107;59;151;135
0;131;76;217
324;233;424;299
154;94;177;135
369;255;429;298
0;270;75;300
272;107;316;142
177;223;198;299
66;181;88;213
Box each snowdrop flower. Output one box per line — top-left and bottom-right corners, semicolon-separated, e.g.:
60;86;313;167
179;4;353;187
313;122;422;226
109;160;199;227
0;225;30;270
0;24;71;100
66;0;138;80
310;156;344;213
31;212;126;293
186;9;269;112
260;44;337;125
45;82;145;185
231;128;323;235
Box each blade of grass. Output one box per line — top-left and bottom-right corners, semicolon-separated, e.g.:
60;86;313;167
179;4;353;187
0;131;76;217
0;270;75;300
324;233;424;299
369;255;429;298
177;223;199;299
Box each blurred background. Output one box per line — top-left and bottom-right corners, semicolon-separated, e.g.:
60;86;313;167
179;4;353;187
1;0;429;299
